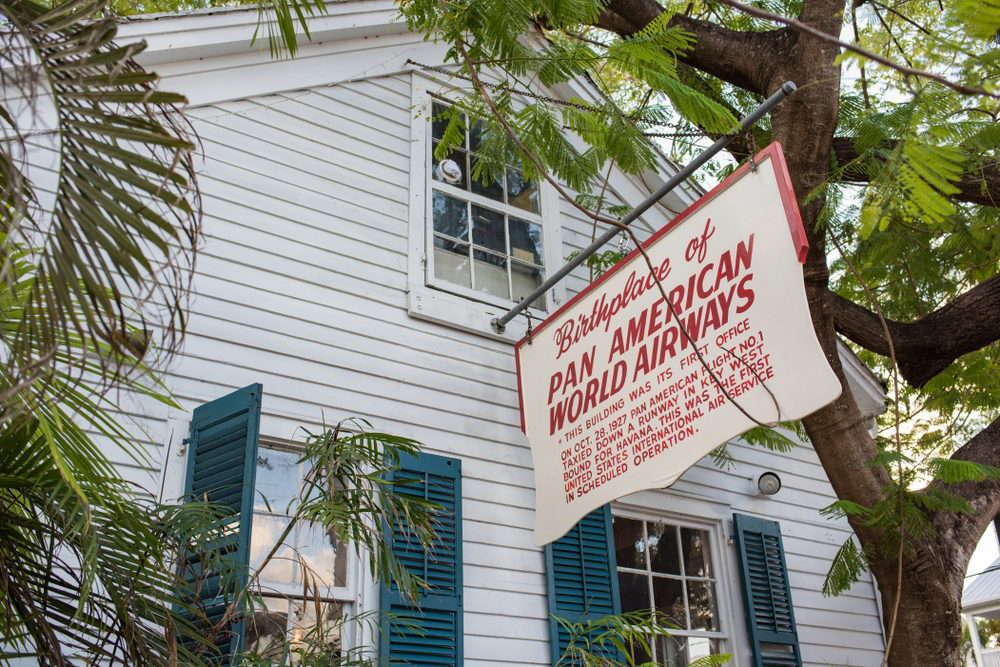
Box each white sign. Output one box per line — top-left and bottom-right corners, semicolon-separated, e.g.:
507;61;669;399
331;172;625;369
516;144;842;546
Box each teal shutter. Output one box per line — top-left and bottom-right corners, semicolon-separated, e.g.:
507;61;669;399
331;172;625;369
381;452;463;667
544;505;621;666
180;383;263;665
732;513;802;667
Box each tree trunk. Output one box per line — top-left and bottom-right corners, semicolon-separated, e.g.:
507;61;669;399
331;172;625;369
870;543;967;667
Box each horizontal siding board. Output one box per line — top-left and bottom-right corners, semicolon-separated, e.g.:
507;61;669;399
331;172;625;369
194;117;409;201
182;293;513;398
463;564;545;595
464;588;547;619
212;96;411;171
463;476;535;510
463;542;544;575
463;519;536;552
791;605;882;633
800;633;886;654
196;133;409;214
357;75;412;103
198;169;409;240
463;498;535;530
185;288;517;396
312;82;412;129
182;308;514;409
201;192;408;260
197;146;408;222
197;235;408;301
174;329;514;421
464;613;548;641
170;339;523;431
464;635;549;663
190;267;516;372
266;95;411;161
202;214;406;279
167;364;527;449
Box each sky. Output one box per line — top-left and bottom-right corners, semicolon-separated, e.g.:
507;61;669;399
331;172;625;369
968;522;1000;588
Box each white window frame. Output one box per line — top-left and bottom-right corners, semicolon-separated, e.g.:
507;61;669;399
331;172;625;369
406;71;566;344
611;503;739;666
250;435;358;604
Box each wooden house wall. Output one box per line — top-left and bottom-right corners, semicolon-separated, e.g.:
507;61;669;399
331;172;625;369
95;19;887;664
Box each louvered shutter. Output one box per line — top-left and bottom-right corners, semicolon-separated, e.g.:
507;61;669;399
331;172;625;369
381;452;463;667
544;505;621;666
180;383;263;666
732;513;801;667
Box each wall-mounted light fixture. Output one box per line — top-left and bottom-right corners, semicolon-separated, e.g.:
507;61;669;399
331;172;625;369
757;472;782;496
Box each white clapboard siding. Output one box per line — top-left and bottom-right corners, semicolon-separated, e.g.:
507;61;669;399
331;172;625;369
68;22;888;662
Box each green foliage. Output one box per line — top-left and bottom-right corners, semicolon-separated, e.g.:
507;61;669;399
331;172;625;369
37;0;244;16
974;617;1000;649
0;0;199;410
283;421;438;598
707;422;804;469
822;537;871;597
0;0;203;647
709;442;738;469
567;248;627;280
553;609;731;667
741;422;804;453
0;0;204;663
255;0;740;199
0;384;224;665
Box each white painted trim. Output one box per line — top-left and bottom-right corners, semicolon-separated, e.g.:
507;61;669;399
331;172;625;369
837;338;887;421
158;416;191;503
968;612;987;667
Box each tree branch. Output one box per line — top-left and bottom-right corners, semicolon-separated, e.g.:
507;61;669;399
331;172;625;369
928;415;1000;573
713;0;998;98
593;0;784;96
832;137;1000;208
829;274;1000;387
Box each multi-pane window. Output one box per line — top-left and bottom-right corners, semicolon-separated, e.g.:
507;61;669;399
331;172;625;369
245;443;351;662
614;516;726;667
429;102;546;308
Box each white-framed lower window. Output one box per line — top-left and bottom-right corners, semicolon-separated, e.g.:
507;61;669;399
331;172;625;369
613;513;728;667
245;438;355;661
406;73;565;343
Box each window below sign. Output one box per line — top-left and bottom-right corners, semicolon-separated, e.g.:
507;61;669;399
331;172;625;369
613;514;728;667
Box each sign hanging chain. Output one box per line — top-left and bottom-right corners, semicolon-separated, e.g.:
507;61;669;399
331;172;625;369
617;230;631;254
747;130;759;172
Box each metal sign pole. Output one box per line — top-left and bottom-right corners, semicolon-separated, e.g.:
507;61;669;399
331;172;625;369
491;81;797;335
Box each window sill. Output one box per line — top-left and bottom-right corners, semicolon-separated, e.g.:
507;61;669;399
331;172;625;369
406;282;549;345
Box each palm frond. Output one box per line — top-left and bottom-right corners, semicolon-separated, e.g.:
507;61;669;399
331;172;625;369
0;0;200;409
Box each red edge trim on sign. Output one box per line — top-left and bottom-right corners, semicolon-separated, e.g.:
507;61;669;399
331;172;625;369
514;142;806;434
516;342;527;432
